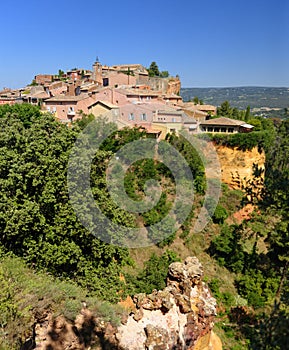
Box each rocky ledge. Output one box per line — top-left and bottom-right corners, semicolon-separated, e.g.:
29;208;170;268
32;257;222;350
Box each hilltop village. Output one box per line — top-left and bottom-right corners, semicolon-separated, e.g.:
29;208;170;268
0;59;254;137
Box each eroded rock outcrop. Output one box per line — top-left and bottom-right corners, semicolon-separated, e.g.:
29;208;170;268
116;257;218;350
32;257;221;350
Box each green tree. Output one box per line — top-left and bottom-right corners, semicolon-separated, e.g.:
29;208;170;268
217;101;233;117
232;107;241;119
0;103;41;127
192;96;203;105
0;106;134;302
247;118;262;131
263;121;289;299
147;61;160;77
244;105;251;122
160;70;169;78
165;133;206;194
212;204;228;224
208;224;246;273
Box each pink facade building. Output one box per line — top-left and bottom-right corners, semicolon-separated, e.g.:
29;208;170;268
44;94;95;123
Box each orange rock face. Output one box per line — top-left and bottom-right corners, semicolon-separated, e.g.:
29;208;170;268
215;145;265;190
167;78;181;95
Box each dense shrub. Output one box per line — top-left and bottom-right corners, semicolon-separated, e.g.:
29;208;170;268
126;250;180;294
212;204;228;224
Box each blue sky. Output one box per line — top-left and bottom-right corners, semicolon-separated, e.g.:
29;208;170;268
1;0;288;88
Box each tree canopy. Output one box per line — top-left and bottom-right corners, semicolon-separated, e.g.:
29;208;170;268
0;105;133;302
147;61;170;78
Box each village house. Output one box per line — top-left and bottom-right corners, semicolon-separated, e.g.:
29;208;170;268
90;87;161;106
182;114;198;133
152;109;195;136
87;100;120;124
66;69;82;81
182;102;217;116
161;93;183;106
43;94;95;123
0;88;21;105
118;101;169;128
199;117;254;133
34;74;54;85
45;81;68;97
21;90;50;105
181;102;216;123
94;62;149;87
194;104;217;115
183;107;208;122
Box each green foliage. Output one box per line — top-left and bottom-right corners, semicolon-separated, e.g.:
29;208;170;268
100;125;147;153
208;118;289;341
217;100;234;117
0;106;132;302
248;303;289;350
126;250;180;294
244;106;250;122
219;184;243;216
209;224;246;273
0;103;41;127
29;79;38;86
263;119;289;210
165;133;206;194
147;62;170;78
201;129;275;152
147;61;160;77
247;118;262;131
235;271;279;307
233;118;289;348
209;278;235;308
212;204;228;224
74;111;95;129
160;70;169;78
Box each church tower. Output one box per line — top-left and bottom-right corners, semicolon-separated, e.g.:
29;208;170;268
92;57;103;86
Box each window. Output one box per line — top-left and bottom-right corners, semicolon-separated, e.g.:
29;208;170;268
128;113;134;121
172;117;176;123
141;113;147;121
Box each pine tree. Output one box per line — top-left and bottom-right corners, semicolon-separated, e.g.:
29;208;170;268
147;61;160;77
245;105;251;122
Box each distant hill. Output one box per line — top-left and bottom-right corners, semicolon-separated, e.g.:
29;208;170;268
180;87;289;111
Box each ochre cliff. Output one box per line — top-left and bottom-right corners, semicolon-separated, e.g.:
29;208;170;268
167;77;181;95
214;145;265;190
31;257;221;350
